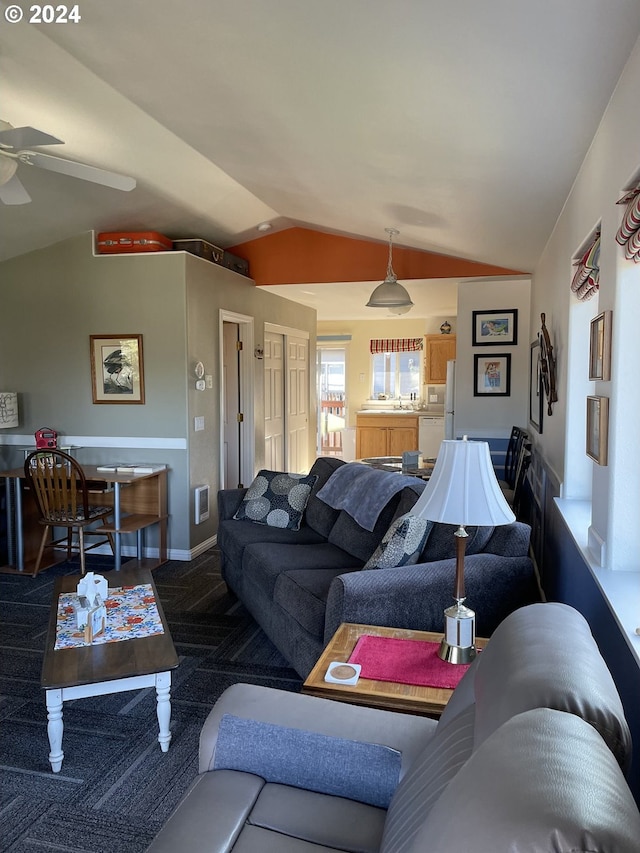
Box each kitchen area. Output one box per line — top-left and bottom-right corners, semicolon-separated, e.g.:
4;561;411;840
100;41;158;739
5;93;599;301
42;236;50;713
353;333;456;463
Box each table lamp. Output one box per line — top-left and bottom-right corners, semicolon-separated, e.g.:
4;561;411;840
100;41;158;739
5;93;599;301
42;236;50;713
410;437;515;663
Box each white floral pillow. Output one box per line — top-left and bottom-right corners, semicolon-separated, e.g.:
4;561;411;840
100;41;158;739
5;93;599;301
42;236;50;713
363;513;432;570
233;470;317;530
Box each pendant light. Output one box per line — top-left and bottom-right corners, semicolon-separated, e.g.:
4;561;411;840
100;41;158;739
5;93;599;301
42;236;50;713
366;227;414;310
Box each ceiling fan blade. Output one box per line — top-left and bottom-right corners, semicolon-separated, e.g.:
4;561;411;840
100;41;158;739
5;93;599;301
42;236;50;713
0;126;63;149
0;173;31;205
21;151;136;191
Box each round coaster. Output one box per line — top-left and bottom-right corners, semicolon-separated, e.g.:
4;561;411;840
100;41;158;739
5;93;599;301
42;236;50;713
329;664;358;680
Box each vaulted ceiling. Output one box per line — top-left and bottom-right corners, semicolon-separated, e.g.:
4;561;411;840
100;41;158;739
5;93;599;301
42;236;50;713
2;0;640;318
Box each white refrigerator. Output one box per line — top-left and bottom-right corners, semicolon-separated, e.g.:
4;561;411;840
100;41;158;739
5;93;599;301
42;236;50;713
444;360;456;439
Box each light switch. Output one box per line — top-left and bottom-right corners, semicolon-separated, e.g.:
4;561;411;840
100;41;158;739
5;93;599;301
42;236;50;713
430;394;438;403
194;416;205;431
205;374;213;389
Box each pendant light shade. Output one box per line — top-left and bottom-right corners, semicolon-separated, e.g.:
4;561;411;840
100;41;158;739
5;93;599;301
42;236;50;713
366;228;414;310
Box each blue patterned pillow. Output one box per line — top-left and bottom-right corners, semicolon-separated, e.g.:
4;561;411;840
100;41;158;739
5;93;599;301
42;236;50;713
233;470;318;530
363;513;432;570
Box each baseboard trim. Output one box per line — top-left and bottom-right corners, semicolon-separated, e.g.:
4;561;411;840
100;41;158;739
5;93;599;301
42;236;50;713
91;535;217;563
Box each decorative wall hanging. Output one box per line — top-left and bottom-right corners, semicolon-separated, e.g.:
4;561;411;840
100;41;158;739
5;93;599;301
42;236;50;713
539;313;557;416
472;309;518;346
529;340;542;434
90;334;145;404
586;396;609;466
571;231;600;301
473;353;511;397
615;185;640;262
588;310;612;381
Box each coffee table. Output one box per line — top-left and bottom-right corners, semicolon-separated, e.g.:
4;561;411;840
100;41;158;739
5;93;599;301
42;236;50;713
303;623;488;717
41;566;179;772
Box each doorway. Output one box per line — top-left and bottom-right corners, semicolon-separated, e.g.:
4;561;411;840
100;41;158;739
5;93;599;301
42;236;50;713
317;346;347;456
264;323;311;474
220;311;255;489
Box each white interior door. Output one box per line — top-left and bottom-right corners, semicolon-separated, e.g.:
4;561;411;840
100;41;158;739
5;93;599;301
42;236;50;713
287;335;309;473
264;331;284;470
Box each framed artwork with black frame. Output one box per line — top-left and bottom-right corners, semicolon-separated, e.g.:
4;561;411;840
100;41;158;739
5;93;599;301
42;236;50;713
586;395;608;465
90;334;145;404
529;339;543;433
588;310;612;381
473;353;512;397
472;309;518;346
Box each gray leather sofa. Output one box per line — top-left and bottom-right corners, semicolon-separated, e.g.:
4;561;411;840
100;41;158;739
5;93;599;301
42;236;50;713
217;457;539;677
147;602;640;852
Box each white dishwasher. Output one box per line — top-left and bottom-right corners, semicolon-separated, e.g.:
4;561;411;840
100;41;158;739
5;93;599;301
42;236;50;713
418;416;445;459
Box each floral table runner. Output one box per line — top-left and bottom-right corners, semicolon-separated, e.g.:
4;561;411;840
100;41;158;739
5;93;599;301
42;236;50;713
54;583;164;650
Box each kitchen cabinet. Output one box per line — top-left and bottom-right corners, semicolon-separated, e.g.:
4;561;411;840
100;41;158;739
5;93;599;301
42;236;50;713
356;415;418;458
424;334;456;384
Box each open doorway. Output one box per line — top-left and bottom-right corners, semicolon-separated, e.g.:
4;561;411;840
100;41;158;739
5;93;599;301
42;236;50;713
317;346;346;457
220;311;255;489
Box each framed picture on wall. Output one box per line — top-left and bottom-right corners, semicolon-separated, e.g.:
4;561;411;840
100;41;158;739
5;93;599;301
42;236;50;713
529;339;543;433
472;309;518;346
473;353;512;397
90;334;145;404
588;310;612;381
586;395;608;465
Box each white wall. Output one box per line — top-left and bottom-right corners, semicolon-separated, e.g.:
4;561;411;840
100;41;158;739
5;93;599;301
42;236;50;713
455;278;531;438
531;34;640;570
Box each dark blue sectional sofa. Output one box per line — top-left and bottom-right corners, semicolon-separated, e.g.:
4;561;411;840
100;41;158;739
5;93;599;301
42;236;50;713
217;457;539;677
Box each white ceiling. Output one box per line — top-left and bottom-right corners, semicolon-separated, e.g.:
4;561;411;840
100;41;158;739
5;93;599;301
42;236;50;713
2;0;640;319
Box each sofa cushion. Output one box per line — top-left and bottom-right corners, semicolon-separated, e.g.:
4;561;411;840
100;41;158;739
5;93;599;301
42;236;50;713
472;601;632;769
363;513;432;570
243;542;361;604
248;783;386;853
213;714;402;808
274;568;347;638
414;709;640;853
328;493;402;563
234;470;318;530
218;518;326;570
419;523;494;562
305;457;346;538
381;705;476;853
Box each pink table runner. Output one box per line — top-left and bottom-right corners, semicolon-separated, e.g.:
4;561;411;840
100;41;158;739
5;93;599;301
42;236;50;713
348;635;472;689
54;583;164;650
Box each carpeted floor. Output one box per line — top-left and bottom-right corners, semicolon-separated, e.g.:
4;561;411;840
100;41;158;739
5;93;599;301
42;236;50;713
0;549;302;852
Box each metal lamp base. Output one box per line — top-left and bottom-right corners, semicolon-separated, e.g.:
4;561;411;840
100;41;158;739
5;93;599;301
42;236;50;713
437;600;477;664
438;637;477;664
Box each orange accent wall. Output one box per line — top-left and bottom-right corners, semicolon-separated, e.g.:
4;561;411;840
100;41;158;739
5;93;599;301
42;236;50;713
229;227;525;286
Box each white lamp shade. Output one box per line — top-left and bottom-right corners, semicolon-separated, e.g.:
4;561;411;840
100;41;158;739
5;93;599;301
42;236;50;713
0;392;19;428
411;439;515;526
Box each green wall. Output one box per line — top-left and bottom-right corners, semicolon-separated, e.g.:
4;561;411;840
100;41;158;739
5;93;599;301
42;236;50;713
0;232;316;557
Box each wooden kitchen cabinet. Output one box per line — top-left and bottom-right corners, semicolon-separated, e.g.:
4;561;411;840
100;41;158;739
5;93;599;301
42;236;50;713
424;334;456;384
356;415;418;458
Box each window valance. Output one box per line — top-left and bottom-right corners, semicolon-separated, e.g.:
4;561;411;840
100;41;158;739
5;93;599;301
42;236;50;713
571;231;600;301
616;186;640;263
370;338;423;354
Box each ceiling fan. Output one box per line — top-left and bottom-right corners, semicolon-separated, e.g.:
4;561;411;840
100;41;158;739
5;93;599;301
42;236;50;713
0;120;136;205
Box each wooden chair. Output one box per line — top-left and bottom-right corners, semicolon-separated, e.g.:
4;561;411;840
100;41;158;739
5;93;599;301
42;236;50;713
502;426;528;488
24;450;114;576
501;438;532;516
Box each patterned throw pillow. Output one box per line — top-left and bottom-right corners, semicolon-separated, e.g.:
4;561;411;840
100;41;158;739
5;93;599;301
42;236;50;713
363;513;432;570
233;470;318;530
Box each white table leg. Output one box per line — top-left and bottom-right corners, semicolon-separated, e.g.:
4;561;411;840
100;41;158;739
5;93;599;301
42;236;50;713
156;671;172;752
46;688;64;772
